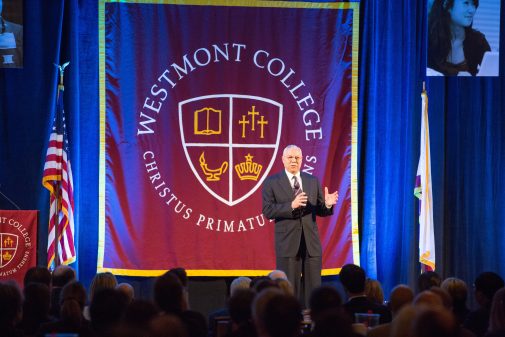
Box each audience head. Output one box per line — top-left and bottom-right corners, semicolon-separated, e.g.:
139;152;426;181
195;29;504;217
275;278;294;296
22;282;51;320
0;281;22;327
309;285;342;322
339;264;366;294
473;271;504;307
153;271;186;314
440;277;468;309
429;286;453;310
149;314;189;337
59;281;87;326
168;267;188;288
411;305;458;337
252;276;279;293
52;265;76;287
417;271;441;292
488;287;505;333
389;284;414;316
116;282;135;303
312;308;353;337
124;299;160;331
90;288;129;333
227;288;255;326
252;288;283;329
365;278;385;304
268;269;288;281
261;293;302;337
413;290;444;308
89;272;118;301
24;266;51;287
230;276;252;297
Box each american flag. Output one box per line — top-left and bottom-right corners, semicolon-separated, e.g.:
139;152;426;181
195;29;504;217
42;84;76;269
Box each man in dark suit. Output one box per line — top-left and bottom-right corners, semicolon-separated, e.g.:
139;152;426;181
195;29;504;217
262;144;339;307
339;264;392;325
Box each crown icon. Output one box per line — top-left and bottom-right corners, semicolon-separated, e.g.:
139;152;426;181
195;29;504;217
2;251;12;262
235;154;262;181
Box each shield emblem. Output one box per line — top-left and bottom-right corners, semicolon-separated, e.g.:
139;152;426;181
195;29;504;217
179;94;283;206
0;233;18;268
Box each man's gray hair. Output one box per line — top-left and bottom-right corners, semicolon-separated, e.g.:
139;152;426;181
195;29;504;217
282;145;301;156
230;276;252;296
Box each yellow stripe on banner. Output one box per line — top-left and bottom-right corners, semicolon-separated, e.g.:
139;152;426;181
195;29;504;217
97;267;343;277
97;0;107;272
350;2;360;266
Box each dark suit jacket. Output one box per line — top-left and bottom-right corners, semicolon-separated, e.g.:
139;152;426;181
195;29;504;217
262;170;332;258
344;296;392;324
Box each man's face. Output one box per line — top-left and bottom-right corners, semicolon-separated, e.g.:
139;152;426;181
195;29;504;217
282;147;302;174
449;0;476;27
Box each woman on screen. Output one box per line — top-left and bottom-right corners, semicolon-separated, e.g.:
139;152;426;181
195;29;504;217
428;0;490;76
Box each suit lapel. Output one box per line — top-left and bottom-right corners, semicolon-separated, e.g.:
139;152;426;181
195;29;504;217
279;171;294;197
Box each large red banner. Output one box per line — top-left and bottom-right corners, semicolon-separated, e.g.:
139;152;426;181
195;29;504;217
99;1;359;276
0;210;38;285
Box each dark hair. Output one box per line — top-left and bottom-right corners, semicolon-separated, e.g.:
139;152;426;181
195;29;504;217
417;271;441;292
262;294;302;337
474;272;504;300
168;268;188;288
0;282;22;326
24;266;51;287
227;288;255;324
52;265;76;287
22;282;51;320
428;0;479;71
309;286;342;322
90;288;129;332
339;264;366;293
153;271;184;314
59;281;87;326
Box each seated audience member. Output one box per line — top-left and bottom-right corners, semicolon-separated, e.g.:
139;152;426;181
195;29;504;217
0;281;23;337
252;277;279;294
116;282;135;303
38;281;94;337
50;265;77;318
275;278;294;296
89;288;129;335
411;305;458;337
365;278;385;305
442;277;471;325
312;308;359;337
154;271;207;337
17;283;52;336
85;271;118;320
417;271;442;292
24;266;52;287
464;272;505;337
309;285;343;323
149;314;189;337
123;298;159;332
225;288;256;337
253;289;302;337
209;276;252;337
339;264;392;324
268;270;288;281
169;267;190;307
486;287;505;337
368;284;414;337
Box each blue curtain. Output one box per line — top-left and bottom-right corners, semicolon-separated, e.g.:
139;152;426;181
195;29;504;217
1;0;504;295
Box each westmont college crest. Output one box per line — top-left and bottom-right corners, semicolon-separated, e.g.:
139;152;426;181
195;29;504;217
179;95;282;206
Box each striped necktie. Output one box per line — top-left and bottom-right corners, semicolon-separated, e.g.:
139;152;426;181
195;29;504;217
292;176;301;196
